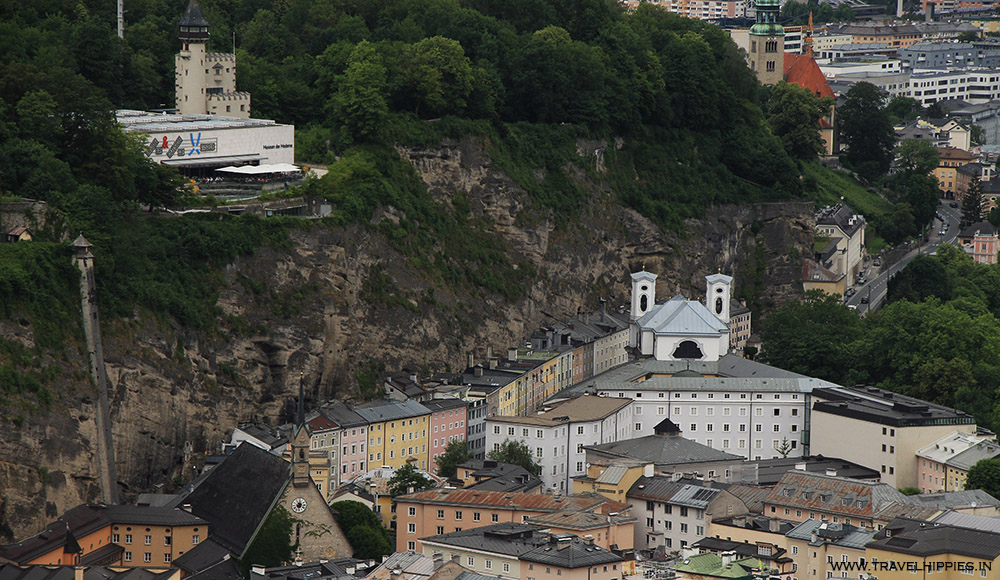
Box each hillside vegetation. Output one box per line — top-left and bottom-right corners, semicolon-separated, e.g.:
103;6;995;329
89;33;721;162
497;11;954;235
0;0;848;408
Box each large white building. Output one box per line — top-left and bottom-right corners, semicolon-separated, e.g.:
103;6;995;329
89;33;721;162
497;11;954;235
485;395;634;493
118;110;294;168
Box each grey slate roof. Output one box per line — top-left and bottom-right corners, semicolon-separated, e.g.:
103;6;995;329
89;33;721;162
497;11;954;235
933;510;1000;533
871;517;1000;560
904;490;1000;510
178;442;290;555
249;559;364;580
354;399;430;422
520;536;623;568
812;386;975;427
173;538;233;575
751;456;880;485
320;400;367;429
587;434;742;466
627;477;685;502
178;0;209;27
785;520;876;549
635;295;729;337
186;556;243;580
421;523;548;557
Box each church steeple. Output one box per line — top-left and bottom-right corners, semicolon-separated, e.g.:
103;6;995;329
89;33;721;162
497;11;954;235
291;372;310;487
749;0;785;85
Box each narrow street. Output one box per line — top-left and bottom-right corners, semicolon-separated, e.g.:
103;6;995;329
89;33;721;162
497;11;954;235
845;200;962;316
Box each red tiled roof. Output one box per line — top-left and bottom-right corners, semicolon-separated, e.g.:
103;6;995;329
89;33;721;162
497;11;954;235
307;414;337;431
396;489;609;512
783;53;834;100
937;146;976;161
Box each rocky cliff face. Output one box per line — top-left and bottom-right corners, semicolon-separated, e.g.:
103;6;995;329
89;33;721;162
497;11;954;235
0;137;815;541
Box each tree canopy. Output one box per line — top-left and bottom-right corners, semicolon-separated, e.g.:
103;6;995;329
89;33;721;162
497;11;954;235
330;501;392;559
436;439;473;479
839;82;895;182
487;439;542;476
966;458;1000;498
387;462;436;497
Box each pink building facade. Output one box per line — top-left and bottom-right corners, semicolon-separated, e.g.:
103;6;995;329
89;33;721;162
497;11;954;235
917;456;948;493
425;399;469;473
959;223;1000;265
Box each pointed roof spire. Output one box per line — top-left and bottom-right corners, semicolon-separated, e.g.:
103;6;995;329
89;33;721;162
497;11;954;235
179;0;209;28
295;371;305;430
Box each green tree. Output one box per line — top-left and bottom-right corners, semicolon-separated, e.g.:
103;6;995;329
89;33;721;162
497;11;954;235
886;96;922;125
487;439;542;476
333;41;389;143
898;486;922;496
387;462;436;497
894;139;939;175
887;254;952;304
241;505;296;575
963;176;984;227
399;36;475;118
435;439;472;479
839;82;895;181
966;458;1000;498
330;501;392;559
345;526;393;559
765;82;833;161
759;290;863;384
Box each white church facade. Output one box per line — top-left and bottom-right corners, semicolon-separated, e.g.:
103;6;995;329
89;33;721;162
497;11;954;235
629;270;732;362
561;269;839;462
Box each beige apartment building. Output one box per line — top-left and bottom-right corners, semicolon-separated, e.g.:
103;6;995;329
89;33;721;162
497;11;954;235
810;386;977;489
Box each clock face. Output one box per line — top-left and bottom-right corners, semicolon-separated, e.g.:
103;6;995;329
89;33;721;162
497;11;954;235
291;497;307;513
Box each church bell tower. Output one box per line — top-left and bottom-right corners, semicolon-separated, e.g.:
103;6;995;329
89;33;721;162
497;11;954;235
749;0;784;85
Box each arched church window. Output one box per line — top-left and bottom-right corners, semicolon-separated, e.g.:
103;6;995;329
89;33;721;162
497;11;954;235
673;340;704;359
716;297;723;315
640;295;648;312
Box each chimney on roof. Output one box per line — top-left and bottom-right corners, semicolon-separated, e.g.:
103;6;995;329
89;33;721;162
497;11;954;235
467;352;474;369
251;566;266;576
508;347;518;361
487;345;493;360
474;365;484;377
74;567;85;580
769;518;782;533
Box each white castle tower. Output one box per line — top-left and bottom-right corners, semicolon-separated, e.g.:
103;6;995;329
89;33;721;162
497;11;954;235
175;0;251;118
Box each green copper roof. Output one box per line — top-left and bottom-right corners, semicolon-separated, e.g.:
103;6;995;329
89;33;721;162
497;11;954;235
673;554;755;579
750;23;784;35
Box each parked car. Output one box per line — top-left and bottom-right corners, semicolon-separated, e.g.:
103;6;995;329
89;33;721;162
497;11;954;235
950;202;959;208
940;229;947;236
845;288;857;298
873;259;881;267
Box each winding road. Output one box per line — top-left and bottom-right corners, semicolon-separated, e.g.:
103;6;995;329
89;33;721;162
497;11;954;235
845;200;962;316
